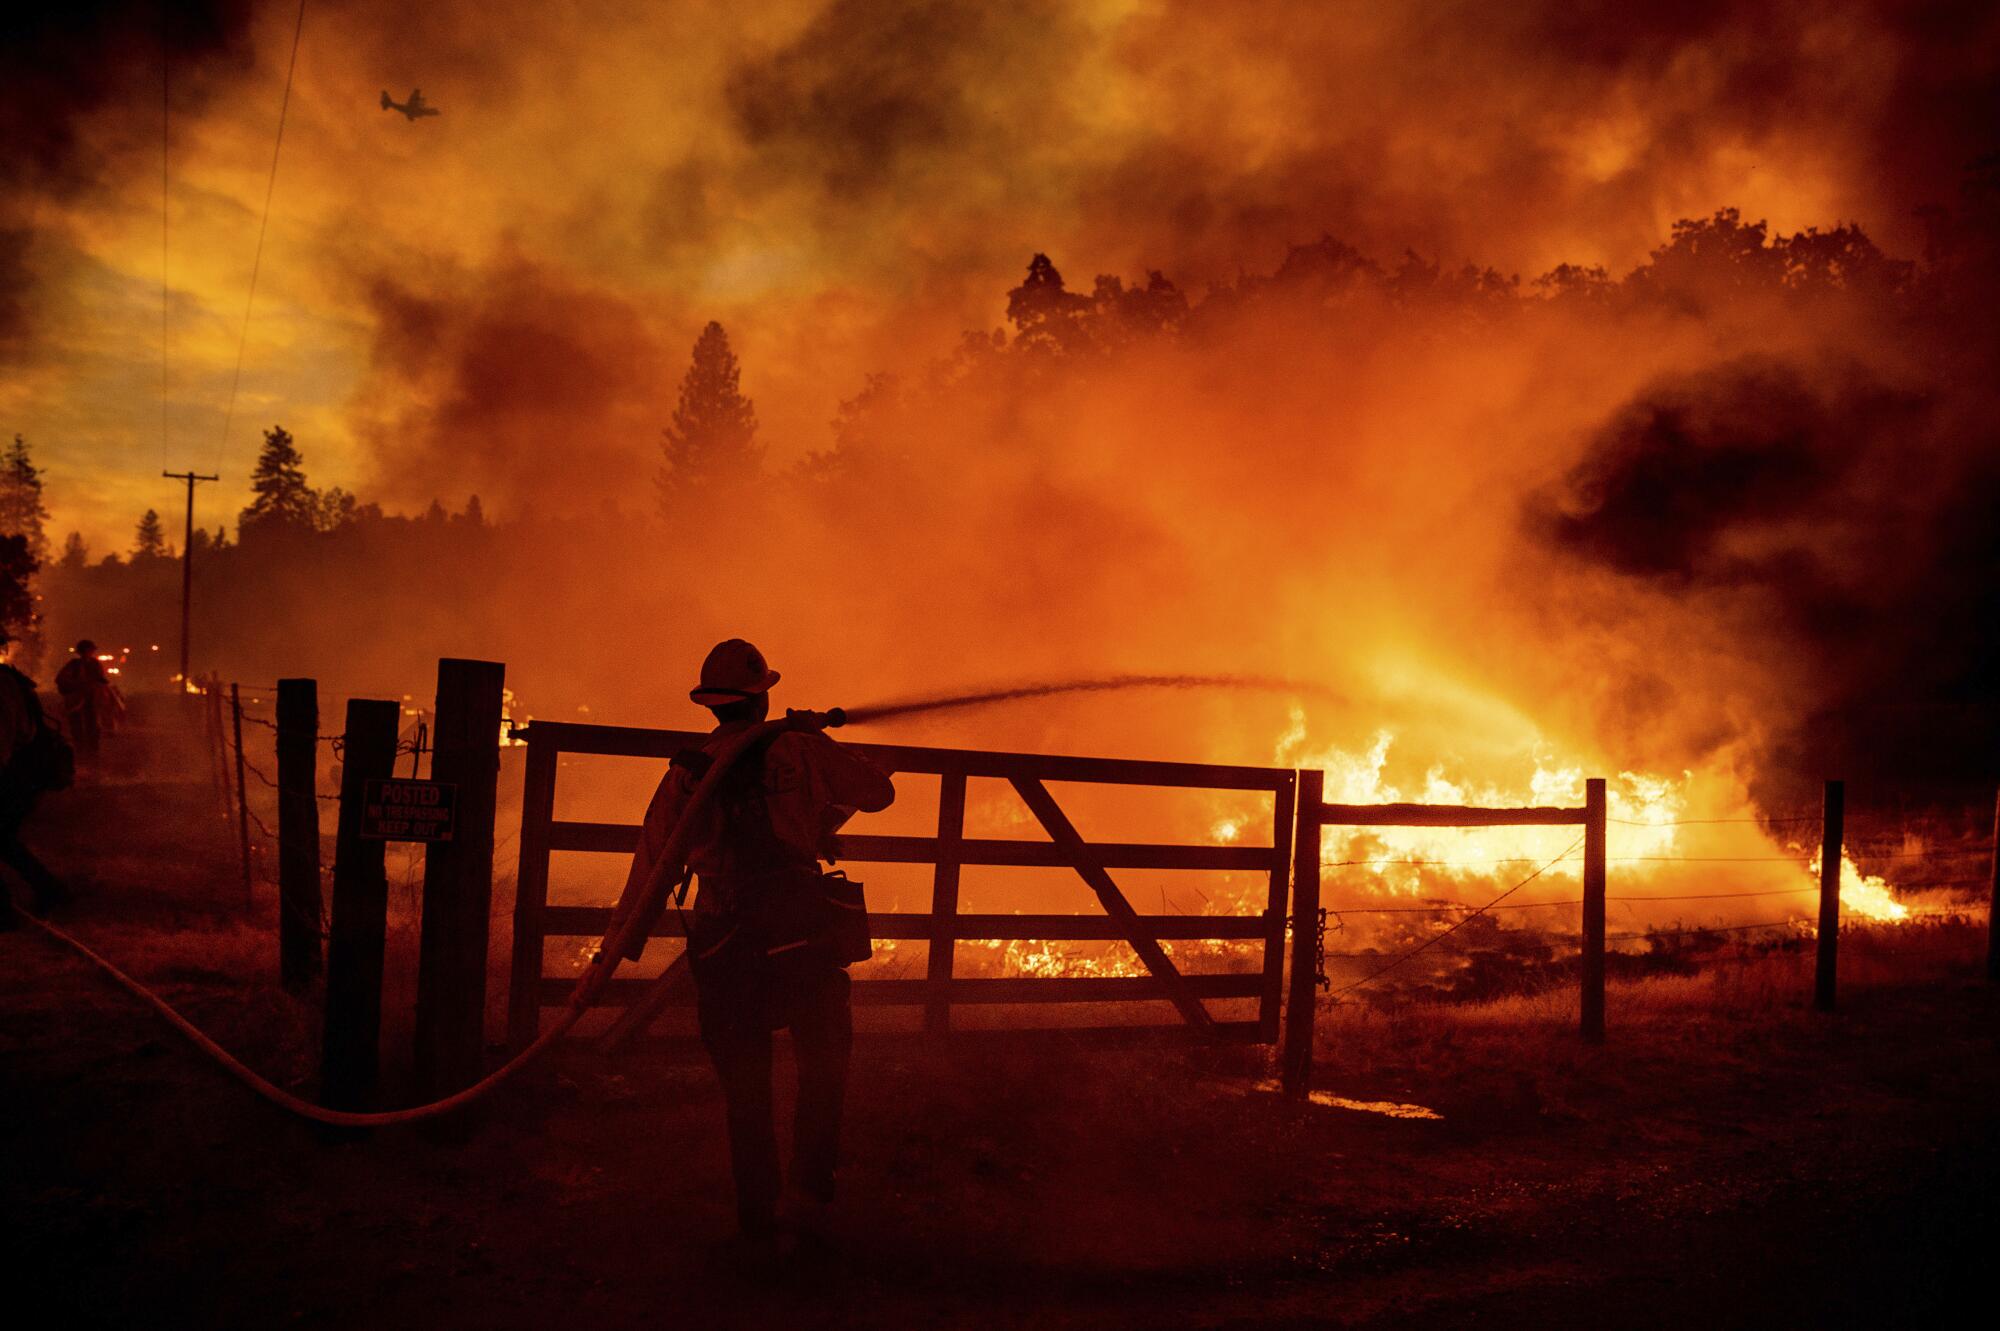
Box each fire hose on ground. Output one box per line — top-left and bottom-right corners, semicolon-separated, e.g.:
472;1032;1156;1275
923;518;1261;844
20;675;1330;1128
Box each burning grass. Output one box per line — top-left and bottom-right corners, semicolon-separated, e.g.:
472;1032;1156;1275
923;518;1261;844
1315;916;1989;1076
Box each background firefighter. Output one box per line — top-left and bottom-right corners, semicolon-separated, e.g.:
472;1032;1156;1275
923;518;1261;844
619;639;895;1243
54;639;122;766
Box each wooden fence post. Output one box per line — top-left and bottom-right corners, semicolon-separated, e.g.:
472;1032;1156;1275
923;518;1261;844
1987;789;2000;985
321;698;400;1112
925;770;966;1035
414;658;506;1100
506;734;558;1051
276;679;323;990
201;681;216;799
1580;777;1607;1043
231;683;253;907
1816;780;1844;1013
1281;769;1323;1098
206;679;230;810
1260;774;1297;1046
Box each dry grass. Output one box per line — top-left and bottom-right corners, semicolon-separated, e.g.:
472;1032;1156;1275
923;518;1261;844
1302;916;1990;1127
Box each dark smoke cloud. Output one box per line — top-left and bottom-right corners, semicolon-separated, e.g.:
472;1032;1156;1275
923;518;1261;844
1535;354;2000;809
1534;358;1909;581
350;258;676;511
0;3;257;353
1072;0;2000;283
725;0;1073;199
1;4;256;195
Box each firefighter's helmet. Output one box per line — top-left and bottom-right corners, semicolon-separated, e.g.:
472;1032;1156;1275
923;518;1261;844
690;638;781;706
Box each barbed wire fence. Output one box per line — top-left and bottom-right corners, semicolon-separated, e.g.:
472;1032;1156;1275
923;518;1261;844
1301;809;1992;1002
193;681;1994;1025
196;680;431;940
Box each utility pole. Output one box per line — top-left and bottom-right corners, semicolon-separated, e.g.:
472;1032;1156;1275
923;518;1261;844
162;470;218;690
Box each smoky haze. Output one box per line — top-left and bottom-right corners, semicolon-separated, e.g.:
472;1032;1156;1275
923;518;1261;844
9;0;2000;838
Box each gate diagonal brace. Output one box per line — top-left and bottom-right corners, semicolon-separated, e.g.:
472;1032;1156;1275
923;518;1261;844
1008;777;1216;1032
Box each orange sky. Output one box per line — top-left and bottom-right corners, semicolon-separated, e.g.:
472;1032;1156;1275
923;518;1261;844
4;0;1995;551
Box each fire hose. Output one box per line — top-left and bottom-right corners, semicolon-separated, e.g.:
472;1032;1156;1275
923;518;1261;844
21;707;846;1129
22;674;1332;1129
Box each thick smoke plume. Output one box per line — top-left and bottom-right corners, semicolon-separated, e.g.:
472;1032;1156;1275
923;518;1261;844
10;1;2000;856
1539;350;2000;812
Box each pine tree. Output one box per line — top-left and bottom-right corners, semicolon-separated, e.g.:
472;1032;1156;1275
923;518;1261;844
657;321;762;512
134;509;167;559
0;434;51;566
58;531;88;570
239;425;318;535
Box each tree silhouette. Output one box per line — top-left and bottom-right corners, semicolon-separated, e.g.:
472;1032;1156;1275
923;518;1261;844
0;434;50;567
1006;253;1091;354
1626;208;1782;308
1272;236;1384;300
0;533;36;649
1088;270;1188;343
134;509;168;559
658;321;762;512
58;531;88;570
1772;224;1911;296
240;425;318;535
1533;262;1613;304
314;486;359;532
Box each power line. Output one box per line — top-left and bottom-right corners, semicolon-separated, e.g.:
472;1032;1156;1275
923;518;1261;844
217;0;309;469
1326;847;1985;870
1325;879;1990;918
160;1;171;472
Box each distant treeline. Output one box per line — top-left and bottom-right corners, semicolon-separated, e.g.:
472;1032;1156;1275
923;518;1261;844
7;182;1999;706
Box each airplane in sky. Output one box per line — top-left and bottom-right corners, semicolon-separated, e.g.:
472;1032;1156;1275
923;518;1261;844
380;88;440;120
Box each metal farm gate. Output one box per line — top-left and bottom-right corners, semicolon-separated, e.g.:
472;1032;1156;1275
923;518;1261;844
506;722;1298;1050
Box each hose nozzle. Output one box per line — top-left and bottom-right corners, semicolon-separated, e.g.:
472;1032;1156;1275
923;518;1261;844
783;707;847;731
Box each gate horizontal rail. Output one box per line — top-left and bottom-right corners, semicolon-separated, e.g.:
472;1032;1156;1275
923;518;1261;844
540;974;1266;1006
1312;802;1589;827
507;721;1295;1050
540;906;1272;941
510;720;1286;787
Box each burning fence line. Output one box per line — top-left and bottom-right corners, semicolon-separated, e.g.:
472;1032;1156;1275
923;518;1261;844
1277;721;1932;927
208;674;1989;1009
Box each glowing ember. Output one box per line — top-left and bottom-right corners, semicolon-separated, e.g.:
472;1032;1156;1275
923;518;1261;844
1249;1081;1443;1119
